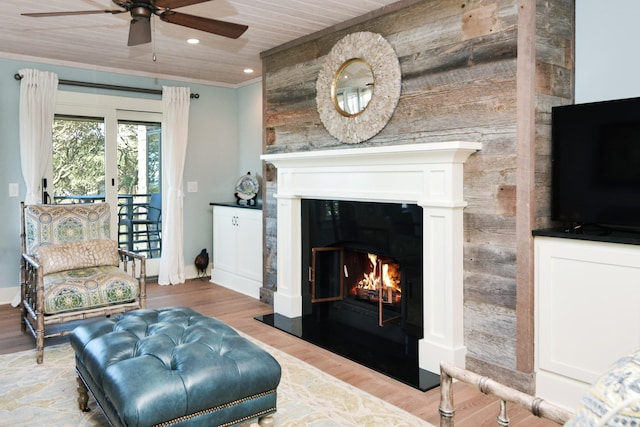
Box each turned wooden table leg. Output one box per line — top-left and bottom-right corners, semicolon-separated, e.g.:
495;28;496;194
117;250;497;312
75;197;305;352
76;375;90;412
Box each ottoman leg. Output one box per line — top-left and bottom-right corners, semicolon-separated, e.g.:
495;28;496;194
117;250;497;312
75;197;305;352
76;375;90;412
258;415;274;427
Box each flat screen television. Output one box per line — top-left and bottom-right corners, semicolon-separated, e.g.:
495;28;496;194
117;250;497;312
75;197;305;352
552;97;640;231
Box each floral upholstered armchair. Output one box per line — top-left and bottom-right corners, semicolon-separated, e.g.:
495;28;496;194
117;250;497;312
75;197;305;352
20;202;146;363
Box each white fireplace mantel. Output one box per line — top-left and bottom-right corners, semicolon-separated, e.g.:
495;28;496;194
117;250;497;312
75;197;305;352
261;141;481;373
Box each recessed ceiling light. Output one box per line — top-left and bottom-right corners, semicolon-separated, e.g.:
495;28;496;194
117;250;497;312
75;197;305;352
243;68;254;74
187;38;200;44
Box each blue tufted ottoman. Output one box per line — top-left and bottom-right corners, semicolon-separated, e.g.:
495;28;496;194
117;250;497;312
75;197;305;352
70;307;281;427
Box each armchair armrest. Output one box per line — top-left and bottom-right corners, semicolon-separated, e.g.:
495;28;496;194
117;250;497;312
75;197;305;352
118;247;145;262
20;252;45;337
22;253;41;270
439;361;573;426
117;248;147;308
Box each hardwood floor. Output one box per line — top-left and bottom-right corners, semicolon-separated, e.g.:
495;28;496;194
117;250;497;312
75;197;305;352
0;279;561;426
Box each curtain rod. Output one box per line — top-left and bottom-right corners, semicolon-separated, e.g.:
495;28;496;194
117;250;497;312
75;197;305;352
14;73;200;99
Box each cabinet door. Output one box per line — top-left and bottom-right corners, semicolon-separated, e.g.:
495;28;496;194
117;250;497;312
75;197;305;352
213;207;238;273
236;210;262;282
535;236;640;409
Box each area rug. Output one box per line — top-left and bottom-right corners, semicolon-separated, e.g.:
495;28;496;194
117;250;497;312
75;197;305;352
0;339;434;427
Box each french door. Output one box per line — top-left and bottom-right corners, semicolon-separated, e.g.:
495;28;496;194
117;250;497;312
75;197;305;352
50;91;163;274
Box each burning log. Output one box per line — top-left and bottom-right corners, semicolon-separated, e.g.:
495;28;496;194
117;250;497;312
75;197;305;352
354;253;401;304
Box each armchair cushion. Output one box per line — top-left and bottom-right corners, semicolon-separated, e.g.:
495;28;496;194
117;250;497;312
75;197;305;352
36;240;119;275
24;203;110;255
43;266;140;315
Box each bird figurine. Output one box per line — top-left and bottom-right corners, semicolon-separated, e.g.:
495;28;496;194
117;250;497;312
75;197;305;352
194;248;209;279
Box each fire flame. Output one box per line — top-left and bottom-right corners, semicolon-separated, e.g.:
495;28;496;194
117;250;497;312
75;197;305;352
355;253;401;303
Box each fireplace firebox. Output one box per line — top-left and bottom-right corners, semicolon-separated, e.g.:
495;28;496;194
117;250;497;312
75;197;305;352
303;199;424;338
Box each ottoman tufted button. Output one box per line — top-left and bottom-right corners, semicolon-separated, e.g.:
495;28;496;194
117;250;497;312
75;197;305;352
133;334;178;368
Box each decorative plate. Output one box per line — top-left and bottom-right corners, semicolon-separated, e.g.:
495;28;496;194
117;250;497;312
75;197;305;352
235;173;259;200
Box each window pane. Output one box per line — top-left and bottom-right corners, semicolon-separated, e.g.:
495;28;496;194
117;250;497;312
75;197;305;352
117;120;162;258
52;115;105;202
117;121;161;195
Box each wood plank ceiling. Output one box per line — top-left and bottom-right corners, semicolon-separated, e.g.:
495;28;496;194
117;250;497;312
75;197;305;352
0;0;406;86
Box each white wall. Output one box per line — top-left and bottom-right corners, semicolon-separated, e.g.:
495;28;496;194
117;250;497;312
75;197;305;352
237;80;263;186
576;0;640;103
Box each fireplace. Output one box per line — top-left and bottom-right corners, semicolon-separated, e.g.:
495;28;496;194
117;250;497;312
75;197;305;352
260;142;481;386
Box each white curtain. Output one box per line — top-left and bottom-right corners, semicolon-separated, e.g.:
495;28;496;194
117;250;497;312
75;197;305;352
19;69;58;205
158;86;191;285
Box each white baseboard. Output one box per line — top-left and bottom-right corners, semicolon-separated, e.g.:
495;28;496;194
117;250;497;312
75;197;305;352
536;369;588;411
210;268;260;300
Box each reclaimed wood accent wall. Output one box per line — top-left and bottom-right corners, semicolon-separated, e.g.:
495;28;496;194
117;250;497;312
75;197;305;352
260;0;574;392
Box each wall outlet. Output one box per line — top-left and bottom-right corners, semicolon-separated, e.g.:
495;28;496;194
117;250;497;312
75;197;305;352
187;181;198;193
9;183;19;197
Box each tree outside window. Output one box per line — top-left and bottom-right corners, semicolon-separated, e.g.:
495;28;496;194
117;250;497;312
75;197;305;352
52;116;161;197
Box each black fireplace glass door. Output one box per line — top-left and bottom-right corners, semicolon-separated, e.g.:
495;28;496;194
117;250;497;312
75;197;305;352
302;198;424;338
311;247;343;302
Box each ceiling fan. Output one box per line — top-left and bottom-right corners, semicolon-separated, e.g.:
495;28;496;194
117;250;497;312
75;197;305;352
21;0;248;46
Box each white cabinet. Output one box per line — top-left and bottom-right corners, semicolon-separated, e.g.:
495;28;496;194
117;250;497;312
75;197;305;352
534;236;640;410
211;205;263;299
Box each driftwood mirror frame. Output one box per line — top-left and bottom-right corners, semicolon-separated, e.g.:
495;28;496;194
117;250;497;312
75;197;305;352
316;32;402;144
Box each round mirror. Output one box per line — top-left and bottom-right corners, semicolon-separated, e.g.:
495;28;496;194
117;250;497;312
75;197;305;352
316;32;401;144
332;58;374;117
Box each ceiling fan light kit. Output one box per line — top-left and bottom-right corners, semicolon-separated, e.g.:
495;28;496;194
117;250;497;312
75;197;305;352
130;5;153;21
22;0;248;47
129;19;152;46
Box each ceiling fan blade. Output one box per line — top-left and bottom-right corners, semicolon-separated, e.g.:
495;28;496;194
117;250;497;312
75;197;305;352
21;10;125;17
155;0;211;9
128;19;152;46
159;11;247;39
